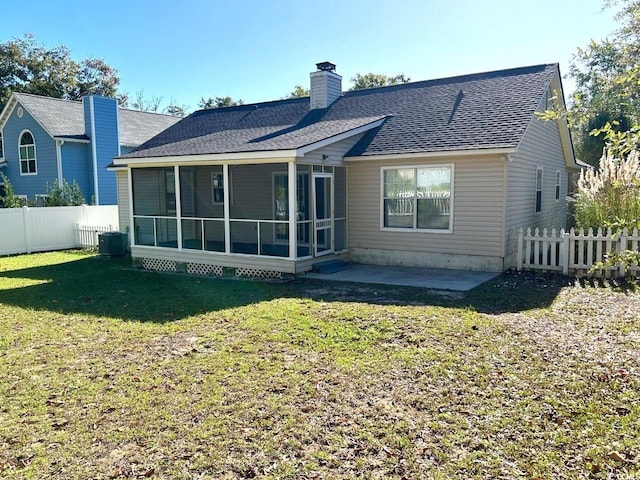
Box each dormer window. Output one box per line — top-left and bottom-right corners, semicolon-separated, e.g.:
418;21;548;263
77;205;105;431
19;130;37;175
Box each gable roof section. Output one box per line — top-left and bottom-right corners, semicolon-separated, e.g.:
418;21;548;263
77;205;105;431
0;93;179;146
120;63;559;161
123;96;387;159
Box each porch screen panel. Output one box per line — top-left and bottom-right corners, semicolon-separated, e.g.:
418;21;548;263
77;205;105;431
180;166;224;251
132;167;177;248
132;168;175;216
229;164;282;221
228;164;289;257
296;165;311;258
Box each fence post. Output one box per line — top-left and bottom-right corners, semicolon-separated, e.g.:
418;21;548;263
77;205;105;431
618;228;628;278
562;229;570;275
22;205;31;254
517;228;523;271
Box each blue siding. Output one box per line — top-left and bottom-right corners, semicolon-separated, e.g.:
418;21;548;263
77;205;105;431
85;96;119;205
1;104;58;198
61;142;93;202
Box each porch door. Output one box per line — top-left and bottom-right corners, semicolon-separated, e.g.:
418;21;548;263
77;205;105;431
313;174;333;256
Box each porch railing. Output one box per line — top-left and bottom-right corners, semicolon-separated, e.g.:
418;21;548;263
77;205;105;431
133;215;312;258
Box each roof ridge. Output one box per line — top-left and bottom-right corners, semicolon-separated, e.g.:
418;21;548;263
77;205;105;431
14;92;82;104
193;96;308;115
343;63;558;96
13;92;175;119
118;107;179;119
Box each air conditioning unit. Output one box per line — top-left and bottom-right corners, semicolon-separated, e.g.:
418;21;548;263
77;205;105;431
99;232;128;258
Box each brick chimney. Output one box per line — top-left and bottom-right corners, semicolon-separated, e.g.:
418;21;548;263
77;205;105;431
310;62;342;109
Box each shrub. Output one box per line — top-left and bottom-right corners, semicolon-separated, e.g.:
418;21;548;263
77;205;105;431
0;173;27;208
575;149;640;232
44;179;86;206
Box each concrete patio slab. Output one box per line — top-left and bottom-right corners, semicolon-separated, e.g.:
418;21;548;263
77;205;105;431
303;264;500;291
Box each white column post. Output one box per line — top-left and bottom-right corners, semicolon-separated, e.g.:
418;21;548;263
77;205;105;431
223;164;231;254
174;165;182;250
288;161;297;260
127;168;135;247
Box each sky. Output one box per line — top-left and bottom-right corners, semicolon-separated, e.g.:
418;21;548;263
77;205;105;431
0;0;621;113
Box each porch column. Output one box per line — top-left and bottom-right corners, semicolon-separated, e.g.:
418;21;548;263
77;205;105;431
174;165;182;250
288;161;296;260
127;168;135;247
223;164;231;254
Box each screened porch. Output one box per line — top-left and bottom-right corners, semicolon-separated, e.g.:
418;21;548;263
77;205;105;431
130;162;346;266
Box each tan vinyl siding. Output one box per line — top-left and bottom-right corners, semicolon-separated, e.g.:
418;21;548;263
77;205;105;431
303;133;365;163
116;170;130;234
506;101;568;234
348;155;506;258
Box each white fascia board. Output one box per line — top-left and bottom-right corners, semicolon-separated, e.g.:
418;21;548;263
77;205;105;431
0;96;17;132
113;149;298;166
344;147;516;162
296;118;386;155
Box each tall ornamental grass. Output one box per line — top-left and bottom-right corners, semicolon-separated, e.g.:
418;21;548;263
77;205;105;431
575;149;640;232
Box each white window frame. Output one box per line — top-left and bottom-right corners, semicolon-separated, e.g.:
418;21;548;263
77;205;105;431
535;166;543;214
380;164;454;234
18;129;37;176
211;172;224;205
554;170;561;202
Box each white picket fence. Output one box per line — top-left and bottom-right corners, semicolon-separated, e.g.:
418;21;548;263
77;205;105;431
0;205;119;256
515;227;640;277
77;224;118;248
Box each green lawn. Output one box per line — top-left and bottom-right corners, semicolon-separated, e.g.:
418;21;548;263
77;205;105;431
0;251;638;479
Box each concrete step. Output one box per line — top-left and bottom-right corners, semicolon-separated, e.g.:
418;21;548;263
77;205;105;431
312;259;349;274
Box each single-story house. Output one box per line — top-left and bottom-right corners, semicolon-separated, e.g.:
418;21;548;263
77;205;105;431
110;62;577;276
0;93;179;204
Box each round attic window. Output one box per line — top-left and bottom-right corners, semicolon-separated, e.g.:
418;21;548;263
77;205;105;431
17;107;23;118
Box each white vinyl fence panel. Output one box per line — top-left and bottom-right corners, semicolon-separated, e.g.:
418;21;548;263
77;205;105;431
0;205;119;256
515;227;640;278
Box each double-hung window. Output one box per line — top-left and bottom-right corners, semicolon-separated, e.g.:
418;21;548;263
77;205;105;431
554;170;561;202
382;165;452;231
19;131;37;175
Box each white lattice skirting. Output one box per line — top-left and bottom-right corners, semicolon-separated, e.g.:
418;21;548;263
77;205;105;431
141;258;177;272
235;267;282;279
187;263;224;276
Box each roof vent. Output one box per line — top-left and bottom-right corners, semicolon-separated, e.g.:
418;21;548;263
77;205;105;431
310;62;342;110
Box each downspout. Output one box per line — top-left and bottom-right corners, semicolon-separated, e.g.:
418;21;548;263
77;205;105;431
88;96;100;205
55;140;64;186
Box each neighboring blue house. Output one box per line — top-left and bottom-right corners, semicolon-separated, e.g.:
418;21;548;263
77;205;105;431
0;93;179;205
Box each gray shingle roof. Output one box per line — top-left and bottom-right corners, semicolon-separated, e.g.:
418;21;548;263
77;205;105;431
12;93;179;146
122;63;559;159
